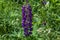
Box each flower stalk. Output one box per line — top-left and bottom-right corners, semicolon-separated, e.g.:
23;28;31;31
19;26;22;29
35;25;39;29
22;0;32;36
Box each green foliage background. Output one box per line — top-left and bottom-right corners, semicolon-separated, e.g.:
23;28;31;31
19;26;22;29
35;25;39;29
0;0;60;40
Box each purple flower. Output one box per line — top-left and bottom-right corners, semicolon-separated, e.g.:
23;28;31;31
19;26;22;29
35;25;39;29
24;32;29;36
29;27;33;31
29;32;32;34
24;28;28;33
22;4;32;36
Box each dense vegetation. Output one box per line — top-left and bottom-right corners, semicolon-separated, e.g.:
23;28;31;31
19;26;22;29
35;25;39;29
0;0;60;40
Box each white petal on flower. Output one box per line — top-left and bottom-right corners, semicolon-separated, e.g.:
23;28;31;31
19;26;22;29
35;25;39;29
45;1;49;7
46;1;49;5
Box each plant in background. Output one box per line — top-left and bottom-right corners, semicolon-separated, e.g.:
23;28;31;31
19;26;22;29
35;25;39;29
42;0;46;5
22;0;33;36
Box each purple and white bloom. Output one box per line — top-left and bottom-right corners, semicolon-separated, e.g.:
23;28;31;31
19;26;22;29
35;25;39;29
22;3;33;36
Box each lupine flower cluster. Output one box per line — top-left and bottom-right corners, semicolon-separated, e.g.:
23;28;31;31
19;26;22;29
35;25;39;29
22;4;33;36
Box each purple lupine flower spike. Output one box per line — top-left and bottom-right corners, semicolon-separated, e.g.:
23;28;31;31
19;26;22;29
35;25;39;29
22;0;33;36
